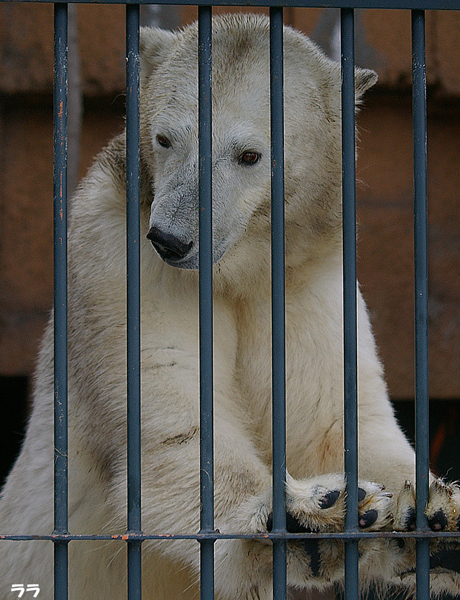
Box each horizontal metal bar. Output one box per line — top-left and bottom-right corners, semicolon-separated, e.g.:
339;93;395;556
2;0;460;9
1;531;460;542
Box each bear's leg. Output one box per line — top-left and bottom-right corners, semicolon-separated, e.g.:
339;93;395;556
109;409;392;597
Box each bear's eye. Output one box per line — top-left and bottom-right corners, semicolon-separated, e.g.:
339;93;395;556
238;151;261;166
156;135;172;149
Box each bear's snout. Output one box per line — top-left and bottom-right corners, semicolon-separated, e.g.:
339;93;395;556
147;226;193;263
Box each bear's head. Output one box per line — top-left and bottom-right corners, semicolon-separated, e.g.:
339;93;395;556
140;14;376;289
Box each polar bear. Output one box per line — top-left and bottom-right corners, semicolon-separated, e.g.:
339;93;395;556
0;13;459;600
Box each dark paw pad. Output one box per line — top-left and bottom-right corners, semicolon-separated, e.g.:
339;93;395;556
428;509;448;532
359;509;378;529
319;490;340;509
358;487;367;503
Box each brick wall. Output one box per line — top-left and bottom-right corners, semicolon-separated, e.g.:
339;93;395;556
0;5;459;400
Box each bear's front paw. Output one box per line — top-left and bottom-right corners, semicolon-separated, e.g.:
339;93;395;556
390;478;460;596
395;479;460;533
282;473;392;533
244;473;393;588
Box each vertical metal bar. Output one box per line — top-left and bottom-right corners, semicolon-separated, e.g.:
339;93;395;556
412;9;430;600
341;8;359;600
270;7;287;600
126;4;142;599
53;4;69;600
198;7;214;600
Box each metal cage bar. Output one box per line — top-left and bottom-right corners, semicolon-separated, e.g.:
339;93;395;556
3;529;460;541
198;6;215;600
8;0;460;9
341;8;360;600
126;4;142;599
53;4;69;600
21;2;458;599
412;9;430;600
269;7;287;600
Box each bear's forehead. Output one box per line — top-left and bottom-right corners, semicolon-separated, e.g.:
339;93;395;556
163;39;269;81
146;18;328;128
157;31;321;103
153;50;270;112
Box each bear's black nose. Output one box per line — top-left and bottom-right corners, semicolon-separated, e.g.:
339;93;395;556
147;227;193;262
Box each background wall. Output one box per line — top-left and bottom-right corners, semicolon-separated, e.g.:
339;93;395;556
0;5;459;482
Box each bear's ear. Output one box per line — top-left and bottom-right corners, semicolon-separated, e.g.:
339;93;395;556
140;27;176;82
355;67;378;102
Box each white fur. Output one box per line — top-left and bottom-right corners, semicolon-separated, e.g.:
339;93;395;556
0;14;458;600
